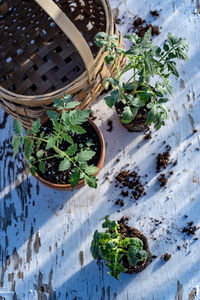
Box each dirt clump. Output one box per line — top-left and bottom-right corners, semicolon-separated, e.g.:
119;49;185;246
156;145;171;172
129;17;160;38
150;10;160;17
116;170;145;200
158;173;168;187
163;253;171;261
182;221;198;236
107;120;113;132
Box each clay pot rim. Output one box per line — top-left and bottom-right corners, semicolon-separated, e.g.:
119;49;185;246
26;115;105;191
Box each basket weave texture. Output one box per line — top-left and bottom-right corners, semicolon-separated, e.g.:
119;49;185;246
0;0;126;128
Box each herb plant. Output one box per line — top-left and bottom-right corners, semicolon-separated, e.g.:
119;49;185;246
90;216;148;280
12;95;99;189
95;29;189;129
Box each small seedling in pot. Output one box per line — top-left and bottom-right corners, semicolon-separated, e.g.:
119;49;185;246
12;95;100;189
90;215;149;280
95;29;189;131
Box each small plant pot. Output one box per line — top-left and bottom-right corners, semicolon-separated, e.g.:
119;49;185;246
118;221;152;273
116;103;149;132
26;117;105;191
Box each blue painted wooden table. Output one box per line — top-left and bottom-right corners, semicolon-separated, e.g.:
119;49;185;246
1;0;200;299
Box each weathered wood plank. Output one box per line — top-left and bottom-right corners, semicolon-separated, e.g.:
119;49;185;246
1;0;200;299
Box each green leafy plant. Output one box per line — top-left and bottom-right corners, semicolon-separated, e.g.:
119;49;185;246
12;95;99;189
90;216;148;280
95;29;189;129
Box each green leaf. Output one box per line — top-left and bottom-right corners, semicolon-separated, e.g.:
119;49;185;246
66;143;77;156
142;28;152;48
68;110;90;125
167;32;179;46
121;106;134;124
24;138;34;161
59;158;71;171
39;161;45;173
12;135;22;157
53;98;63;110
46;137;56;150
104;78;119;89
84;175;98;188
31;118;41;134
76;150;95;162
146;106;158;124
62;133;74;144
84;165;99;175
105;55;114;64
90;230;100;259
13;119;22;135
64;101;80;109
62;94;72;103
30;166;37;176
167;60;179;77
46;110;59;120
129;97;145;108
70;124;86;134
36;150;44;158
70;168;80;188
104;90;120;108
124;33;141;44
163;43;169;51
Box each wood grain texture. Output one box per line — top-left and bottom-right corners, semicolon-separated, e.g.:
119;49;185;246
1;0;200;299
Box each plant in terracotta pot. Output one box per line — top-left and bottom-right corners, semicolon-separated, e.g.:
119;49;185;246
95;29;189;131
12;95;105;190
90;216;152;280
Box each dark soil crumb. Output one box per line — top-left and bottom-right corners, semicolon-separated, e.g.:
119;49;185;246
152;255;158;259
193;128;198;133
89;111;97;121
115;199;125;207
129;17;160;38
118;216;130;225
184;214;188;218
144;130;152;140
107;120;113;132
182;221;198;236
169;171;174;175
156;145;171;172
116;170;145;200
163;253;171;261
158;173;168;187
150;10;160;17
177;245;181;250
121;190;129;197
116;158;120;163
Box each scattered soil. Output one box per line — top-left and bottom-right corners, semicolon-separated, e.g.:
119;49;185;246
116;170;145;200
117;218;152;273
115;199;125;207
121;190;129;197
144;130;152;140
163;253;171;261
182;221;198;236
158;173;168;187
33;120;101;184
107;120;113;132
150;10;160;17
156;145;171;172
193;128;198;133
129;16;160;38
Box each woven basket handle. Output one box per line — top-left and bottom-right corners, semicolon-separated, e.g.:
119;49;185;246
34;0;96;83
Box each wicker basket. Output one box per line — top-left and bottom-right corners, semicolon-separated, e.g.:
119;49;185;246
0;0;125;128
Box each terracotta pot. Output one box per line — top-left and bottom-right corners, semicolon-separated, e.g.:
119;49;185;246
26;117;105;191
117;222;152;273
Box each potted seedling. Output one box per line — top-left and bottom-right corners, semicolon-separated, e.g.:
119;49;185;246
95;29;189;131
12;95;105;190
90;216;152;280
